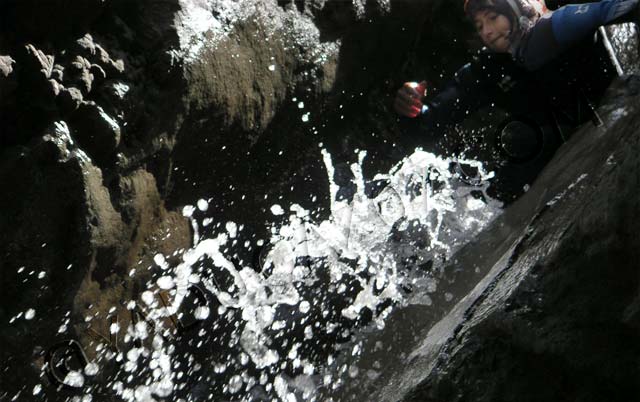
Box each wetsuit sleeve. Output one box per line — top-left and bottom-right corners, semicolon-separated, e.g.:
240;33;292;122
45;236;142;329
397;61;493;152
519;0;638;70
551;0;638;46
417;62;491;130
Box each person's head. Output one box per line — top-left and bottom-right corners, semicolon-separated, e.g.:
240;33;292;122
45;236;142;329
464;0;545;53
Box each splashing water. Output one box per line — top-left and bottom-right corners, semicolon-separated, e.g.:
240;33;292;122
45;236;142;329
81;149;501;401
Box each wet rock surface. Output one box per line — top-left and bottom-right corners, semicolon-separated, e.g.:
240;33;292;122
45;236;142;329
1;0;450;399
336;76;640;402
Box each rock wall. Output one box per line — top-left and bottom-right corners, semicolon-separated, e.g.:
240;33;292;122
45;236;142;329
332;76;640;402
1;0;467;399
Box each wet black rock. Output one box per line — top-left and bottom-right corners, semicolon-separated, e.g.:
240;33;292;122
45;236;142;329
97;79;129;107
334;76;640;402
70;101;121;165
57;86;84;116
0;0;488;398
32;121;76;163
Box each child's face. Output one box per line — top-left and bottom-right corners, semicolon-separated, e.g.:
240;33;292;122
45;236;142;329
474;9;512;52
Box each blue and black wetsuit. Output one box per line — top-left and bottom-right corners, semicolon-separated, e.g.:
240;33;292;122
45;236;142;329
517;0;638;70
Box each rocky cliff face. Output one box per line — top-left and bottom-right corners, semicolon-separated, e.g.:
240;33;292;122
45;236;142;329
0;0;458;399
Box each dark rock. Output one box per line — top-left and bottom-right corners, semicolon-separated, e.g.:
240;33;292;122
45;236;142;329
89;63;106;85
23;44;54;79
0;55;17;101
113;15;137;45
28;75;61;112
31;120;75;163
134;0;181;49
0;131;125;401
67;55;94;94
94;43;125;76
70;101;121;164
0;54;14;77
56;86;84;115
309;0;391;39
0;118;189;401
73;33;96;57
47;78;61;97
96;79;130;111
51;63;64;82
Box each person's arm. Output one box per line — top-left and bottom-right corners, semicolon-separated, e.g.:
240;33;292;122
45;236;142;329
394;61;494;151
396;61;491;127
419;62;489;129
552;0;638;45
518;0;638;70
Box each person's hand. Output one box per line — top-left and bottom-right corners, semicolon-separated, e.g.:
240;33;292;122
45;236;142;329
394;81;427;118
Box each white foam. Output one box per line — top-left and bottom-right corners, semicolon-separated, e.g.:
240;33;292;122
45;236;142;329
106;145;501;399
24;309;35;320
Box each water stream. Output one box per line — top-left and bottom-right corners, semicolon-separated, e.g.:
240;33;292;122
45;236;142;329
79;148;503;401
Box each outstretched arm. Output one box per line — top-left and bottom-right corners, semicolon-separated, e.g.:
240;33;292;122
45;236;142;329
394;61;495;151
396;62;493;127
552;0;638;45
518;0;638;70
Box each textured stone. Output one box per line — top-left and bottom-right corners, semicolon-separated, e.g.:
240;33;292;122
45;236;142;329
94;44;125;76
0;55;16;101
57;86;84;115
96;79;131;114
0;55;14;77
32;121;76;163
0;115;187;401
73;169;191;356
89;63;106;85
74;33;97;57
0;129;124;401
48;79;61;97
68;55;94;94
70;101;121;164
51;63;64;82
23;44;54;79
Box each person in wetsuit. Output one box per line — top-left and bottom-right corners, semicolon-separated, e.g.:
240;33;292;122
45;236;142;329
394;0;638;201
